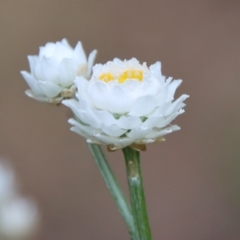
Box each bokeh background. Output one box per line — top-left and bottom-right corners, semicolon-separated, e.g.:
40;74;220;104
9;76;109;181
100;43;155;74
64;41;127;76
1;0;240;239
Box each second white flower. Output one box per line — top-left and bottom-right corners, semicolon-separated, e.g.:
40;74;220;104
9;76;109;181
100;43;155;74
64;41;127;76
21;39;97;104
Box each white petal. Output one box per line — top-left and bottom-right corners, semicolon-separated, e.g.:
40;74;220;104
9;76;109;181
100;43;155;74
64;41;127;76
135;138;155;144
61;39;72;48
117;116;142;129
78;98;101;128
74;77;89;99
69;119;100;140
94;134;133;148
87;50;97;78
64;98;100;128
54;42;73;59
20;71;44;96
82;111;101;129
126;127;151;140
25;90;49;102
112;58;123;64
121;80;140;93
156;110;184;128
164;94;189;116
93;110;117;126
39;57;59;82
141;116;160;128
145;125;180;139
62;99;84;122
167;80;182;100
150;102;171;117
73;42;87;64
101;124;126;137
38;81;62;98
57;59;78;87
32;58;43;80
39;44;53;58
149;62;165;85
107;84;132;113
27;56;38;74
88;81;110;110
128;95;156;117
141;78;160;96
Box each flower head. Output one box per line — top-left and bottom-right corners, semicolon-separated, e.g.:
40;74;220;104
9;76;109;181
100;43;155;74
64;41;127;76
63;58;189;150
0;159;39;239
21;39;97;104
0;198;39;239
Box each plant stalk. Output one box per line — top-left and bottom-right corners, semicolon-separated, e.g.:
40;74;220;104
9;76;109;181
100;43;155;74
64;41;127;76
122;147;152;240
87;143;136;239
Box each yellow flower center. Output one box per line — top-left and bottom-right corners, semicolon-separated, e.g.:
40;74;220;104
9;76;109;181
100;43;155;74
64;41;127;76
99;73;114;82
99;69;143;83
118;70;143;83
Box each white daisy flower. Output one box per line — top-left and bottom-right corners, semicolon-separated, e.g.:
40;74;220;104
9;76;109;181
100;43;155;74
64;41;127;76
21;39;97;104
63;58;189;150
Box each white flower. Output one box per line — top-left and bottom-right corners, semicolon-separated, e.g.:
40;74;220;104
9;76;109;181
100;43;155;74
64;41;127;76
0;161;16;202
0;198;39;239
21;39;97;104
63;58;189;150
0;159;39;239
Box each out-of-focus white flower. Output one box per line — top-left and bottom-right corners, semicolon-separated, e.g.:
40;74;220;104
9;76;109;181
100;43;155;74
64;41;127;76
63;58;189;150
0;159;39;240
0;162;16;202
21;39;97;104
0;198;39;240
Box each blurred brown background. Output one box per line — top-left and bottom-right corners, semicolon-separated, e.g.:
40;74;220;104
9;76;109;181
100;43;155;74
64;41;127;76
1;0;240;239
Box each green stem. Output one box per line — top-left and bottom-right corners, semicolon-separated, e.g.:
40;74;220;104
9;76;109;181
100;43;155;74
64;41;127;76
122;147;152;240
87;143;136;239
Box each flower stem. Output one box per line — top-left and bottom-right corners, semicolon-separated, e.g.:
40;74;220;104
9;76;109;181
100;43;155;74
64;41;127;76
87;143;136;239
122;147;152;240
